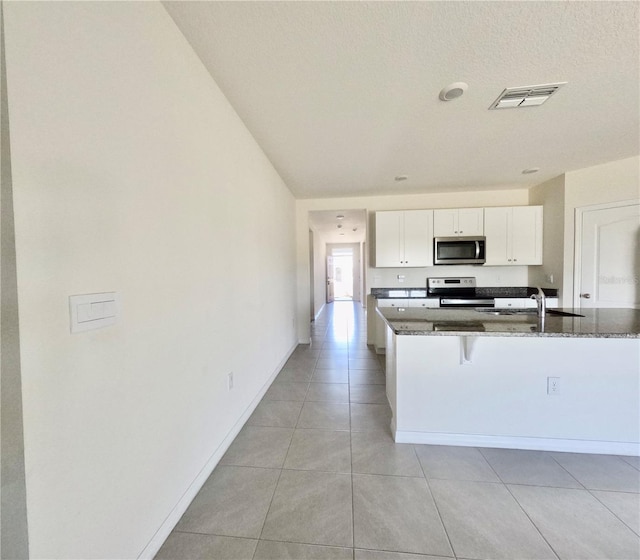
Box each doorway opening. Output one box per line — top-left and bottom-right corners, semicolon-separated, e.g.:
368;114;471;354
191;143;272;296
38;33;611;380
331;247;354;300
308;209;367;319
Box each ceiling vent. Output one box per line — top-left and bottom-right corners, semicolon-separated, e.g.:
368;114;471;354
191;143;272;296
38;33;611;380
489;82;566;110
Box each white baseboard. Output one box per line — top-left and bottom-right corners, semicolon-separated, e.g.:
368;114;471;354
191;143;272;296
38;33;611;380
393;430;640;456
137;342;298;559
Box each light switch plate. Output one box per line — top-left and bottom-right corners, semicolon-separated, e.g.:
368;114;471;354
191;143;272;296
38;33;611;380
69;292;118;333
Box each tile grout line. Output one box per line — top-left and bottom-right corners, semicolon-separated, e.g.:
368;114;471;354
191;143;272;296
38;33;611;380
546;453;589;491
347;310;356;553
584;488;640;538
500;483;562;560
413;445;458;559
477;448;563;560
253;373;310;556
252;306;329;556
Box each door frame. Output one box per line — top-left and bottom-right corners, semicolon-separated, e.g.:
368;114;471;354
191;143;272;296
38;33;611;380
326;254;334;304
326;243;362;302
573;198;640;308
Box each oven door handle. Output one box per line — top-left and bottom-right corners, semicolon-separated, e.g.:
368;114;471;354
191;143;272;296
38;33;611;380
475;240;480;259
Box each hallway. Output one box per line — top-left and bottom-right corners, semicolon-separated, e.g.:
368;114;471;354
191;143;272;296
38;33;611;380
157;302;640;560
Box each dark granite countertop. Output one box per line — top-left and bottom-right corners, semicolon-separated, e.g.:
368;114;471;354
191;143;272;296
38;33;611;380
376;307;640;338
371;287;558;298
476;286;558;298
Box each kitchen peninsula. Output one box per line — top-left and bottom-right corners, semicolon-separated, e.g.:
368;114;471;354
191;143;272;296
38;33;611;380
378;306;640;456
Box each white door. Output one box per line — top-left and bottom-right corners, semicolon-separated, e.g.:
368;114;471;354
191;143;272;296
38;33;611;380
326;255;335;304
576;201;640;308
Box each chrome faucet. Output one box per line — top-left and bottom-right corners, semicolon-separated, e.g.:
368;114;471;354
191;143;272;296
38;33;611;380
531;287;546;318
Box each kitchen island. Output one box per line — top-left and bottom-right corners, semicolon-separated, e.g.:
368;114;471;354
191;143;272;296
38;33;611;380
378;307;640;455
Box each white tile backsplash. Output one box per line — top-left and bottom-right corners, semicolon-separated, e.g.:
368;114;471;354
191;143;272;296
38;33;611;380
368;265;529;288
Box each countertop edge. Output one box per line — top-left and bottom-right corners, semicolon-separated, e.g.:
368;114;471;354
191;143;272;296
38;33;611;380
390;329;640;339
376;307;640;339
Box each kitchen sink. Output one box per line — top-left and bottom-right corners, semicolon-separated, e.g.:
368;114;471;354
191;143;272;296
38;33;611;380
476;308;536;315
546;309;585;317
476;308;584;318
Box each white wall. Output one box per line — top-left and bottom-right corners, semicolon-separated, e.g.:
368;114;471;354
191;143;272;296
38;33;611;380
296;189;530;341
0;4;29;556
528;175;565;300
309;227;328;319
3;3;296;558
562;156;640;302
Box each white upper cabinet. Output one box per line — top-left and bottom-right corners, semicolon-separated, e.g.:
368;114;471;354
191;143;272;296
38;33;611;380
433;208;484;237
484;206;543;265
375;210;433;267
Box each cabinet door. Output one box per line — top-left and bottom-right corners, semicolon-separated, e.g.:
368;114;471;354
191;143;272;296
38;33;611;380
484;207;510;265
495;298;527;309
457;208;484;236
433;209;458;236
409;298;440;308
511;206;543;265
403;210;433;267
375;211;403;267
377;299;409;308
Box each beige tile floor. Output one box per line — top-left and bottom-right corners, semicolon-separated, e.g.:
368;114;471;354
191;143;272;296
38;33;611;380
156;301;640;560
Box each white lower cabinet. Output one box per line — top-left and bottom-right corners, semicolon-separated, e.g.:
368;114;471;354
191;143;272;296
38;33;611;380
495;298;535;309
409;298;440;308
374;298;439;351
376;299;409;309
494;297;558;309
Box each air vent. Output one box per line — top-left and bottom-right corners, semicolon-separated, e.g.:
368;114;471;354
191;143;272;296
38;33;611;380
489;82;566;110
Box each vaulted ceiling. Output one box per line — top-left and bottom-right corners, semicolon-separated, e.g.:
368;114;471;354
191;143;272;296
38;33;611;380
164;1;639;199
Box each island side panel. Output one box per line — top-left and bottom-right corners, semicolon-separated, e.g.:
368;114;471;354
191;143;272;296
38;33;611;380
393;335;640;455
385;322;397;428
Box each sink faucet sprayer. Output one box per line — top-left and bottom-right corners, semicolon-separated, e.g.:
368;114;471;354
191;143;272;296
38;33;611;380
531;287;546;318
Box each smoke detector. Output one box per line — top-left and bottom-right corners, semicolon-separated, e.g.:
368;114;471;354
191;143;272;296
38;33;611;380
439;82;468;101
489;82;566;110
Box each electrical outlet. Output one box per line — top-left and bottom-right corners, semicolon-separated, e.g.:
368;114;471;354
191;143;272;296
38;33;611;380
228;371;234;391
547;376;559;395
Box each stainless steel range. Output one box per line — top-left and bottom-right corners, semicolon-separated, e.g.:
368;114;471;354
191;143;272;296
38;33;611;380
427;277;495;308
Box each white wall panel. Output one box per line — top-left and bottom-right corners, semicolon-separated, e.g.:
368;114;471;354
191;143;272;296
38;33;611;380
3;3;296;557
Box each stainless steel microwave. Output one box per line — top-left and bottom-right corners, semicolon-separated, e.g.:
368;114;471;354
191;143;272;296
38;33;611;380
434;236;486;265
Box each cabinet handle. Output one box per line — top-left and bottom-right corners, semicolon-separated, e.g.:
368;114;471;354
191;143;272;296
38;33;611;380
459;230;463;234
508;259;512;262
513;258;517;262
580;293;591;299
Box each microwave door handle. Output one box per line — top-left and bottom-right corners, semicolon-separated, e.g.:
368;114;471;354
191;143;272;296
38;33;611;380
475;241;480;259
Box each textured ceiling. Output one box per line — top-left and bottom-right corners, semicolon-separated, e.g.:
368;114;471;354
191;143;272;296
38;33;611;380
164;1;640;199
309;209;367;244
